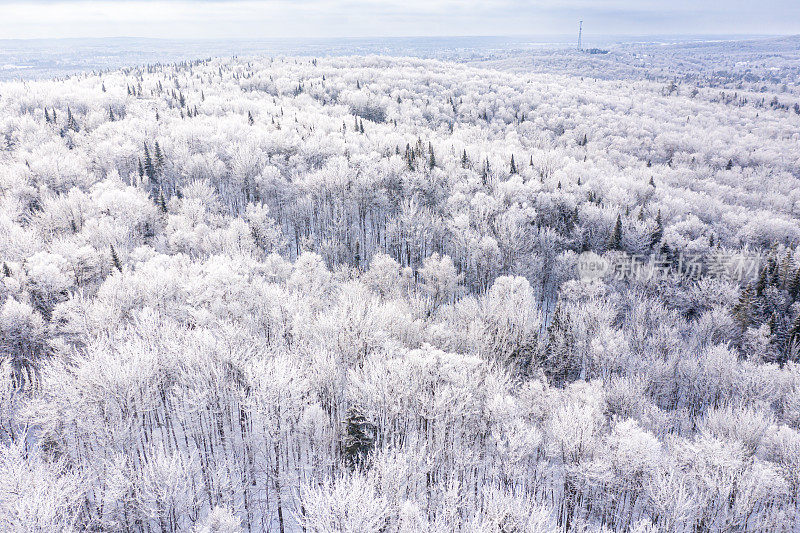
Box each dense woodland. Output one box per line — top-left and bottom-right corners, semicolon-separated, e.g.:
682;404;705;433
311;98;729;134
2;52;800;532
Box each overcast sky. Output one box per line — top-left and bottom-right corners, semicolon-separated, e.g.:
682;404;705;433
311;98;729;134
2;0;799;40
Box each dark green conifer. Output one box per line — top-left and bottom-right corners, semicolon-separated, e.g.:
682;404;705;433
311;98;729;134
343;407;375;470
539;303;578;386
143;142;155;179
110;245;123;272
733;284;755;331
66;107;79;132
158;189;168;213
154;141;165;169
608;214;623;250
755;267;769;297
650;209;663;248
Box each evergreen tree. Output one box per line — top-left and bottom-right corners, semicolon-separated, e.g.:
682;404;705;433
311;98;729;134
154;141;165;169
608;214;623;250
158;189;168;213
44;108;51;123
650;209;663;248
509;155;517;174
770;312;790;356
343;407;375;470
732;284;755;331
539;303;577;386
755;266;769;297
768;254;780;286
143;143;155;179
789;268;800;300
779;251;793;289
660;241;674;265
787;313;800;362
66;107;79;132
248;111;254;126
461;149;468;169
428;147;436;170
110;245;123;273
2;262;11;277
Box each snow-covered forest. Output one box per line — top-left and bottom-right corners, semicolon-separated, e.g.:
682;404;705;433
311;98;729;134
2;44;800;532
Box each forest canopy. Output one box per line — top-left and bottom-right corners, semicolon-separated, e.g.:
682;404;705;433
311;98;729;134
1;52;800;532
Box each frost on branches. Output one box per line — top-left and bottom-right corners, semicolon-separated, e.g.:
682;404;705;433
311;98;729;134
1;52;800;532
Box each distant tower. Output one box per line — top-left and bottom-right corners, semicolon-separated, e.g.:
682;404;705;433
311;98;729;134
578;20;583;50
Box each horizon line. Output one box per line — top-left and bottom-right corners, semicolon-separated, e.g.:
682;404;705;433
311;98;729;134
0;32;792;43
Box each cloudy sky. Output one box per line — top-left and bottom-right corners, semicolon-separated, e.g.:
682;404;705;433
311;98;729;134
2;0;798;39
